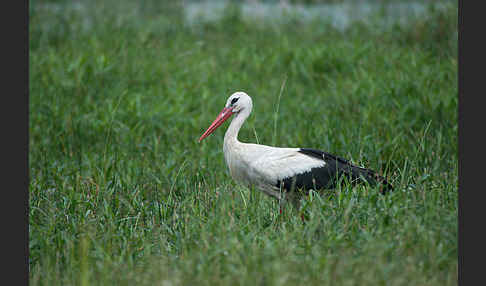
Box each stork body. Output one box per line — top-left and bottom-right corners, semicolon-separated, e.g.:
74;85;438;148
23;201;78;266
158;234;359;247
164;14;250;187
199;92;392;210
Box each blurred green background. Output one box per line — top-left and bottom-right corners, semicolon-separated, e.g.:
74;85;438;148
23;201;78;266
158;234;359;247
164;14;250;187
30;0;457;285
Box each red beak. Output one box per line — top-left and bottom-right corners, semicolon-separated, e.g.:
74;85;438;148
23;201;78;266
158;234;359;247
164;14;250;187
198;107;234;142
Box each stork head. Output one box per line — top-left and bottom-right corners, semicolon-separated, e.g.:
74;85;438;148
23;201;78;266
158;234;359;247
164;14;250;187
224;91;253;114
198;91;253;142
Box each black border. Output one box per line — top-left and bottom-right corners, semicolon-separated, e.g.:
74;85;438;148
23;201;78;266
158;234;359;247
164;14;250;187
1;0;29;283
458;0;481;285
19;0;29;284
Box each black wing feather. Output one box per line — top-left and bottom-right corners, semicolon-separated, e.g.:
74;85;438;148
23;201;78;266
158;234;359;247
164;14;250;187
275;148;392;194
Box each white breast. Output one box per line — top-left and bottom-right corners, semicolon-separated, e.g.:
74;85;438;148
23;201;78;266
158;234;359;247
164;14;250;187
224;143;326;189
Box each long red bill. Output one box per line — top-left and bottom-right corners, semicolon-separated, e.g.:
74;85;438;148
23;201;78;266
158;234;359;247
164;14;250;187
198;107;234;142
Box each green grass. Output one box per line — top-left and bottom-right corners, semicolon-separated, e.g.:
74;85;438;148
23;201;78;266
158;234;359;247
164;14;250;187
29;0;458;285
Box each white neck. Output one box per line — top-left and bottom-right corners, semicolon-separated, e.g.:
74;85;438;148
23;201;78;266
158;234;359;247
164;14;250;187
224;108;250;147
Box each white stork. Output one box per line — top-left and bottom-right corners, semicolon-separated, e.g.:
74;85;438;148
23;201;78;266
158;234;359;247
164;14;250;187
199;91;392;213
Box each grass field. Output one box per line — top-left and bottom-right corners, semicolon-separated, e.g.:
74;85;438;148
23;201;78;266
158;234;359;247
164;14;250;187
29;0;458;285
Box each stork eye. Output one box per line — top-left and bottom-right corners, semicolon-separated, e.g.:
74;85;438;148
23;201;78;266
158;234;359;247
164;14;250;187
231;98;239;105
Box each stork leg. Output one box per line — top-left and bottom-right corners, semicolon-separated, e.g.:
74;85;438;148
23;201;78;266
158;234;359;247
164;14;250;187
261;184;304;221
278;191;303;219
288;193;306;223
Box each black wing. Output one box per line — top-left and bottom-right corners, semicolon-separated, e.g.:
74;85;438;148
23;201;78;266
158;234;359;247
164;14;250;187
275;148;393;194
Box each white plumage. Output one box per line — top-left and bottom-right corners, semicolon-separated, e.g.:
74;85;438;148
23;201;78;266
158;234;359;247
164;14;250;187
224;143;326;200
199;91;392;211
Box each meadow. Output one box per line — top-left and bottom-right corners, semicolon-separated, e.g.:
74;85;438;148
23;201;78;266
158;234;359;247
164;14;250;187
29;0;458;285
